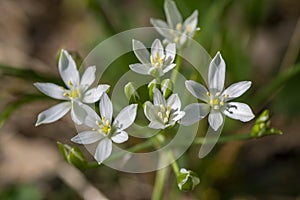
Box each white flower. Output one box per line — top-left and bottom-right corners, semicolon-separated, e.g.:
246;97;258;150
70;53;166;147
71;93;137;164
144;88;185;129
150;0;199;49
129;39;176;77
34;49;109;126
181;52;255;131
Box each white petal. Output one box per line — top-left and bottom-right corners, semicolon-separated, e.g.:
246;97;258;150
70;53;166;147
208;52;225;92
198;122;224;158
167;94;181;111
150;19;173;40
180;103;210;126
71;101;89;125
149;121;165;129
129;63;151;75
58;49;80;88
183;10;198;34
71;131;102;144
153;88;166;106
144;101;156;122
111;131;129;143
94;138;112;164
223;102;255;122
208;111;223;131
80;66;96;91
35;102;71;126
170;110;185;122
165;43;176;63
185;80;209;102
163;63;176;74
83;84;110;103
34;82;68;100
100;93;113;122
132;39;150;64
80;103;100;129
113;104;137;130
164;0;182;28
222;81;251;101
151;39;164;58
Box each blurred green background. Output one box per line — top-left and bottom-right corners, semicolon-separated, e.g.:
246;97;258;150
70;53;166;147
0;0;299;199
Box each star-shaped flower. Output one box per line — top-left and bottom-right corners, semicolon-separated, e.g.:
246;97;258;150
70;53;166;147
144;88;185;129
150;0;199;49
71;93;137;164
34;49;109;126
181;52;255;130
129;39;176;78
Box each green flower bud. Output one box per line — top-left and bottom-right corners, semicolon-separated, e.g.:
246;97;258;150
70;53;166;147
57;142;87;170
148;79;158;100
251;110;282;138
177;168;200;191
161;79;173;98
124;82;140;103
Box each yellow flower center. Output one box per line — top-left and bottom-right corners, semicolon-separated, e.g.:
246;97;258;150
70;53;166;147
157;104;171;124
96;117;111;135
150;52;165;67
208;92;228;110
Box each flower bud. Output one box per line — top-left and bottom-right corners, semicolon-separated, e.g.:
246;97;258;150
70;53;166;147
251;110;282;138
57;142;87;170
124;82;140;103
177;168;200;191
161;79;173;98
148;79;158;100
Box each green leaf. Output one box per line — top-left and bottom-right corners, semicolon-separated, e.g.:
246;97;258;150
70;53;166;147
251;110;283;138
177;168;200;191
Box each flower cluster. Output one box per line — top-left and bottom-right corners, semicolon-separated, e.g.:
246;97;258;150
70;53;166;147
34;0;255;166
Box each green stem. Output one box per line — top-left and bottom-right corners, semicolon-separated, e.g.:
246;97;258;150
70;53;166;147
0;94;48;128
170;51;182;83
193;133;252;145
0;64;61;84
85;0;117;36
252;63;300;107
151;161;169;200
169;151;179;176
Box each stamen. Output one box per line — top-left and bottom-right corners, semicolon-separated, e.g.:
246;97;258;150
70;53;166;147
207;92;211;97
186;25;192;32
176;23;182;31
68;80;73;87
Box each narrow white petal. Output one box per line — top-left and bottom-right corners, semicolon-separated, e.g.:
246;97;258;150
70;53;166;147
164;0;182;28
71;101;89;125
162;63;176;74
132;39;150;64
71;131;102;144
35;102;71;126
153;88;166;106
83;84;110;103
167;94;181;111
149;121;165;129
198;122;224;158
170;110;185;122
150;18;173;40
208;111;223;131
129;63;151;75
180;103;210;126
111;131;129;143
144;101;156;122
223;102;255;122
185;80;209;102
208;52;225;92
151;39;164;58
222;81;252;101
58;49;80;87
165;43;176;63
79;103;100;129
80;66;96;91
34;82;68;100
94;138;112;164
183;10;198;34
113;104;137;130
100;93;113;122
